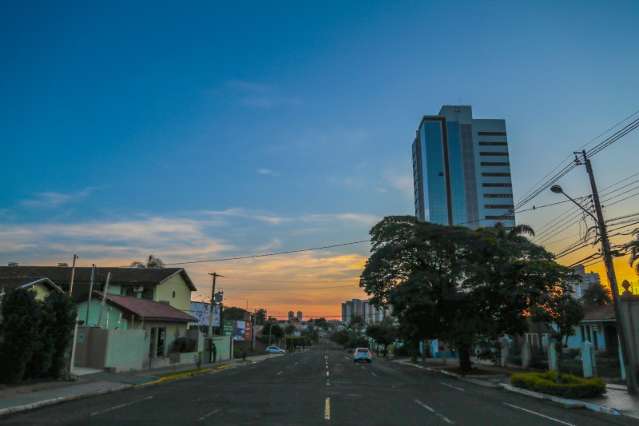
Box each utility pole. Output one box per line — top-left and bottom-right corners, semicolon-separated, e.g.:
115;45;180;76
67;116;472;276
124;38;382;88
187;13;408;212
85;264;96;326
578;150;638;393
97;272;111;328
68;254;78;295
207;273;223;337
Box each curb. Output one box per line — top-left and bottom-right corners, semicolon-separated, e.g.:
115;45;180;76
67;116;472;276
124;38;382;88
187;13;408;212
0;383;132;418
500;383;621;416
397;360;626;418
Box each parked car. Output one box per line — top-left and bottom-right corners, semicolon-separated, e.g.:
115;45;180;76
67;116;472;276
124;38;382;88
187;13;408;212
353;347;372;363
265;345;286;354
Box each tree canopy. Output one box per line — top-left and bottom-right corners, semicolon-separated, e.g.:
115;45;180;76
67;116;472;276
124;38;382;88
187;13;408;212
360;216;579;372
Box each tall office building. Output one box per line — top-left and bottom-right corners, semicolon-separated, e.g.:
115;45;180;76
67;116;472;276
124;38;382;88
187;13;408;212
412;105;515;228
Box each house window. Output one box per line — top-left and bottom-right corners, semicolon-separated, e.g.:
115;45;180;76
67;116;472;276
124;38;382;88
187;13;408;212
172;290;176;298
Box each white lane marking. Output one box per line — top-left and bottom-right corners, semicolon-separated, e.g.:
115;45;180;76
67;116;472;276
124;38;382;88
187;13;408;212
324;397;331;420
414;399;454;424
198;408;221;422
503;403;575;426
344;356;350;360
277;370;283;375
440;381;464;392
90;395;153;416
371;371;377;377
326;370;330;377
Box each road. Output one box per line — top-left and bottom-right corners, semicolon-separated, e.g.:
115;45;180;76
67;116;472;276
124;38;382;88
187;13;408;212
1;343;637;425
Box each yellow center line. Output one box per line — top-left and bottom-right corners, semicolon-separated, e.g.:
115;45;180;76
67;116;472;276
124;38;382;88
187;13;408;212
324;397;331;420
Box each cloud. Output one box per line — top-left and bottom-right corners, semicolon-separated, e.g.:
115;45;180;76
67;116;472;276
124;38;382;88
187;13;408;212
226;79;302;110
256;168;279;176
20;187;99;208
201;208;379;227
381;172;413;198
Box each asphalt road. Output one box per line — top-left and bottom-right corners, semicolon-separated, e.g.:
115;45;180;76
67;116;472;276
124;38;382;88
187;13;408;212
2;343;637;425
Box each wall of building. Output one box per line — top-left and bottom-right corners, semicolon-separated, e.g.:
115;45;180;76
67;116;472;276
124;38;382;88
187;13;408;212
155;273;192;312
104;328;147;371
77;299;129;329
212;335;233;361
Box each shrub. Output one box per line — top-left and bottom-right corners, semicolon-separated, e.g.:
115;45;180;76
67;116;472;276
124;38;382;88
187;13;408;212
0;289;41;383
511;371;605;398
45;292;77;379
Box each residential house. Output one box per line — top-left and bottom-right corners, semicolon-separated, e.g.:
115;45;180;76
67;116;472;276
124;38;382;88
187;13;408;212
566;304;617;354
0;276;64;302
0;266;196;314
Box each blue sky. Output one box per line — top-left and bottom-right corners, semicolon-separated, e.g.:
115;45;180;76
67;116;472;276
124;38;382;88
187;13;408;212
1;0;638;317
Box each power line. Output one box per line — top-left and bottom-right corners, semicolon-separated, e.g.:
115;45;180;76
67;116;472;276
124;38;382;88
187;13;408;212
163;240;370;266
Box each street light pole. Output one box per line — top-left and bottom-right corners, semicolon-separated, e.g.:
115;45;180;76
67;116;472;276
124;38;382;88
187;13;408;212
550;151;638;393
207;273;223;337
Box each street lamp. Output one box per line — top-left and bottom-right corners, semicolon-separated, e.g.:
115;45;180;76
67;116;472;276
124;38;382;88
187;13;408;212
550;183;638;392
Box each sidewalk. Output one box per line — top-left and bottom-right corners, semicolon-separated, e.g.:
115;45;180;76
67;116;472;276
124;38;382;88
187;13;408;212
0;353;280;417
395;357;639;419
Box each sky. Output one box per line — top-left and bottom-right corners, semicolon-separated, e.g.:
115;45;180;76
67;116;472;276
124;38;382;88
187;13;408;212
1;0;638;318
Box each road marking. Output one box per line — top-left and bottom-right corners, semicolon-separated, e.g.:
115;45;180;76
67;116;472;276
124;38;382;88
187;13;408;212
344;356;349;360
324;397;331;420
326;370;330;377
277;370;283;375
371;371;377;377
198;408;221;422
440;381;464;392
503;403;575;426
414;399;454;424
90;395;153;416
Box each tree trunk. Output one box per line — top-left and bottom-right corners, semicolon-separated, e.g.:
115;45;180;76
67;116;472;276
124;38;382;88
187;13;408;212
459;344;472;373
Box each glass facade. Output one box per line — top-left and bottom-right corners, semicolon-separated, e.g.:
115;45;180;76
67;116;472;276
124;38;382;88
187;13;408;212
420;120;448;225
444;121;467;225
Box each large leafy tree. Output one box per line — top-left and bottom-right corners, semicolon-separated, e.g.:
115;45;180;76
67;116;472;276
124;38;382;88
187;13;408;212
46;292;77;379
581;283;612;306
365;318;398;356
361;216;574;373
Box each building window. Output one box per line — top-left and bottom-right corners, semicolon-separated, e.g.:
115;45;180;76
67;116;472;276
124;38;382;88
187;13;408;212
482;183;512;187
479;141;507;146
478;131;507;136
481;162;510;166
172;290;176;298
479;152;509;156
482;172;511;177
484;194;513;198
485;204;514;209
485;215;515;220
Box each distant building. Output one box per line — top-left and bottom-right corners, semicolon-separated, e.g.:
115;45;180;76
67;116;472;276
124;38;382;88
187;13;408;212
341;299;388;325
570;264;602;299
296;310;303;322
412;105;515;228
288;311;295;321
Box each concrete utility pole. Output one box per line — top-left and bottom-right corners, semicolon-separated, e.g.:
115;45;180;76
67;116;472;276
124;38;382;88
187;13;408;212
85;264;96;326
208;273;223;337
552;152;638;393
68;254;78;295
578;150;638;393
97;272;111;328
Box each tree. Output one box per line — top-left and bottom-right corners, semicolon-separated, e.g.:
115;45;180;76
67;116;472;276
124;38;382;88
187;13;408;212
223;306;249;321
627;234;639;274
360;216;574;373
146;255;165;268
581;283;612;306
0;289;41;383
254;308;267;325
284;324;296;336
26;297;56;379
366;318;398;356
262;320;284;343
531;287;584;377
349;315;365;333
46;292;77;378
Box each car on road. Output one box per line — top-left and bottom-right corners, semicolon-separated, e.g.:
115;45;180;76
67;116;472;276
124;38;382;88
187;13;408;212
353;347;372;363
265;345;286;354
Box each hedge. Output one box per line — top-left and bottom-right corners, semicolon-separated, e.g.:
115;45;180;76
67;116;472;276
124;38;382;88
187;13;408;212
511;371;605;399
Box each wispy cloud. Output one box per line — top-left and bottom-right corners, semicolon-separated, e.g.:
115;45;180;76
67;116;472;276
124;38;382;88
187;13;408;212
20;187;99;208
257;168;279;176
226;79;302;109
381;171;413;198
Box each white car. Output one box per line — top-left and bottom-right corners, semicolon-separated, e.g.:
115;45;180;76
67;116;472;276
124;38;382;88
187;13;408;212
265;345;286;354
353;347;372;363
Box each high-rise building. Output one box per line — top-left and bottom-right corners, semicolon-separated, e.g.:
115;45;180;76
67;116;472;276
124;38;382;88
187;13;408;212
570;264;602;299
296;311;303;322
288;311;295;321
412;105;515;229
341;299;388;325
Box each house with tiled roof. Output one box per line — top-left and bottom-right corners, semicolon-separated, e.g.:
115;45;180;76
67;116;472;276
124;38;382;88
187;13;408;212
0;265;196;313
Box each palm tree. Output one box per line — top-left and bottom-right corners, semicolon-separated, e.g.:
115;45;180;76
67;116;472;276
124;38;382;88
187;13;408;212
626;234;639;274
491;222;535;239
